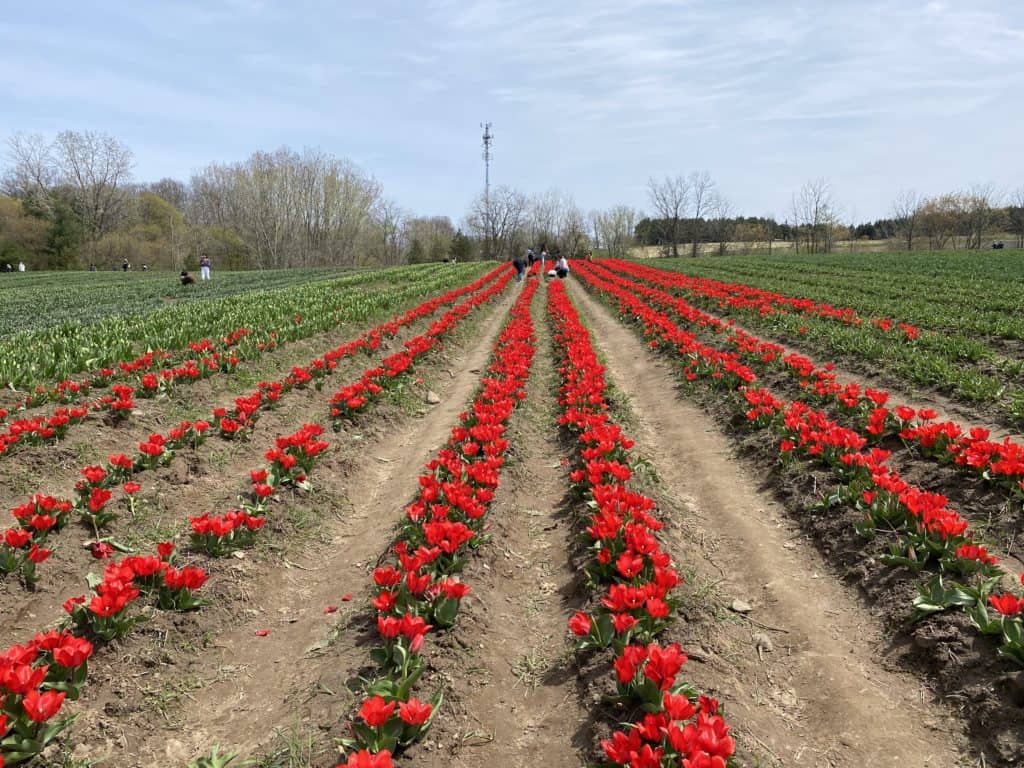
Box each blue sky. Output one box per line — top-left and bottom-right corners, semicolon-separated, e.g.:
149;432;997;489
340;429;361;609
2;0;1022;222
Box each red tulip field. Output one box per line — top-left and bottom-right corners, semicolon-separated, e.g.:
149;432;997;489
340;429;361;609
3;257;1024;768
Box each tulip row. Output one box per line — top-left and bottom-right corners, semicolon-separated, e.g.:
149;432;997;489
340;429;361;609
1;269;518;766
191;267;512;556
574;261;1024;670
0;536;207;766
0;327;248;423
337;281;537;768
548;281;736;768
11;421;331;768
592;260;1024;505
604;258;919;339
0;266;512;587
0;267;496;460
328;268;514;421
606;258;1009;411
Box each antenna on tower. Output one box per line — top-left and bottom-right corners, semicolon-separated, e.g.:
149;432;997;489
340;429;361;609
481;122;493;199
481;122;493;259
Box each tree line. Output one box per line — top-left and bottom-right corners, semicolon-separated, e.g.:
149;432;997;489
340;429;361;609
0;131;479;271
2;129;1022;270
641;177;1024;255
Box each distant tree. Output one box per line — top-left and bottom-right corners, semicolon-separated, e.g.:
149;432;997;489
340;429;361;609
407;238;427;264
890;190;922;251
961;184;998;250
709;193;734;256
405;215;455;263
3;133;57;215
147;177;188;210
595;205;641;258
918;195;958;250
688;171;715;257
52;130;134;243
466;185;526;260
1011;186;1024;249
647;176;689;257
790;178;839;254
371;198;406;266
44;199;85;269
449;229;473;261
0;195;48;266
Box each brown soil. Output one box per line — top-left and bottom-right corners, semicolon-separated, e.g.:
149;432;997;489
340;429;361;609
595;263;1024;568
60;285;522;767
0;292;500;652
565;278;978;768
403;286;591;768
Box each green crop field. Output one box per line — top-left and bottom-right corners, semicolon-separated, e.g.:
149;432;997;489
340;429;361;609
0;263;488;389
628;250;1024;423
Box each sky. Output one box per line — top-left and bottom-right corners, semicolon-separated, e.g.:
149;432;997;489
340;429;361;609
1;0;1022;223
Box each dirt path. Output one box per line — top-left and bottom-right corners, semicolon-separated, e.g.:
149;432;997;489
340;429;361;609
91;285;524;767
566;278;976;768
406;283;590;768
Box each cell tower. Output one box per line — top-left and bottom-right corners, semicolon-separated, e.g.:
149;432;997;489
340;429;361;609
481;122;493;258
481;121;493;201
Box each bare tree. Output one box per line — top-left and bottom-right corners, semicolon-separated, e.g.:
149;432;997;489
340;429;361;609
791;178;839;254
709;193;734;256
587;209;602;252
3;133;57;214
52;130;134;242
890;190;922;251
370;198;406;266
918;195;958;250
1011;186;1024;249
559;201;588;258
147;178;188;210
524;188;566;250
647;175;689;257
961;184;998;250
688;171;715;257
466;185;527;260
189;147;380;267
595;205;641;258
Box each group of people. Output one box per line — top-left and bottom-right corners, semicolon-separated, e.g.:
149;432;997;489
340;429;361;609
512;244;576;282
1;262;25;273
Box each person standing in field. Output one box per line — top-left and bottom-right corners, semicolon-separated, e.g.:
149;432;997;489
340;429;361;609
539;244;548;278
200;253;212;281
512;252;526;282
18;262;25;272
122;258;130;272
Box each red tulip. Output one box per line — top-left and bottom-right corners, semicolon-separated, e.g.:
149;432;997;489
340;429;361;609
22;688;66;722
398;698;433;726
358;695;395;727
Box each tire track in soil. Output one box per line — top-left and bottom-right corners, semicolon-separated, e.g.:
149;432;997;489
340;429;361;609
103;286;524;767
566;278;975;768
404;283;590;768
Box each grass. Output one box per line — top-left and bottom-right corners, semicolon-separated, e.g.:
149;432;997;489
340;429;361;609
250;723;325;768
512;644;554;689
121;496;177;550
141;674;206;723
